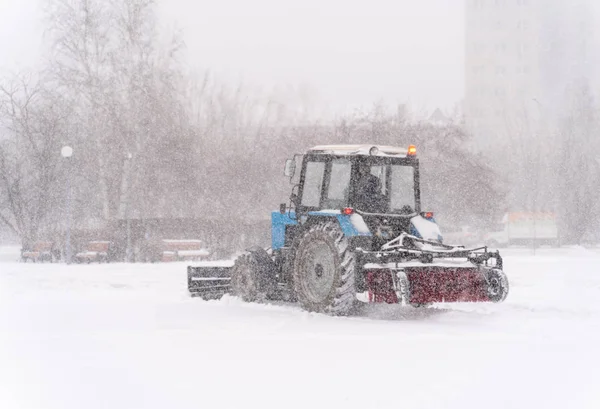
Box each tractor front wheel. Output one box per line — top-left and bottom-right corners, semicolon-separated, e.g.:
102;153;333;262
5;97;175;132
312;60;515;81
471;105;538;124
293;221;356;315
486;268;509;303
231;250;276;303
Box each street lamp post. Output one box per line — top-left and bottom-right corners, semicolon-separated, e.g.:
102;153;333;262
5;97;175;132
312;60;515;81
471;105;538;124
61;146;73;264
531;98;543;256
124;153;133;262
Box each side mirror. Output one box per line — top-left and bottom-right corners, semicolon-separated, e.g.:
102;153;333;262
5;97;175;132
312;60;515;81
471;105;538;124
290;192;300;208
284;159;296;178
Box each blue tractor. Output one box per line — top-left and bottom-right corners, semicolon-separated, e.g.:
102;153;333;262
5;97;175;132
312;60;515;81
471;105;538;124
187;144;508;315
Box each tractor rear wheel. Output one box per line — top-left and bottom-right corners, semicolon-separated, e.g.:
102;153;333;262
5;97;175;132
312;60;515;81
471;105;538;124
292;221;356;315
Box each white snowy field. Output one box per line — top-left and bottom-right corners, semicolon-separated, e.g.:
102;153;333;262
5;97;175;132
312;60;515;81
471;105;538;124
1;246;599;409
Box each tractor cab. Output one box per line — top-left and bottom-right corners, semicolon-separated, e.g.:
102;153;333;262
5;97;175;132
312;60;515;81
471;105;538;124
283;144;437;250
291;144;420;215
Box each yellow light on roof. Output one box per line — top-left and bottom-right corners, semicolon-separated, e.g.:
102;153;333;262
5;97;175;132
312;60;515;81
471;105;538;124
407;145;417;156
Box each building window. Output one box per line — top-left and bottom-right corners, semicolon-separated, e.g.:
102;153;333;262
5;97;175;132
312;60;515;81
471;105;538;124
515;84;528;98
470;107;480;118
517;43;529;59
472;43;486;54
472;65;485;76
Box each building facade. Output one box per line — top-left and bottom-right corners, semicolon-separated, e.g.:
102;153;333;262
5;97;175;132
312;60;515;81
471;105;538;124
464;0;595;149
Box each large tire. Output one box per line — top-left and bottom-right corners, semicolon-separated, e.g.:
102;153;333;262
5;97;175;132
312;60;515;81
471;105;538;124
231;249;277;303
293;221;356;315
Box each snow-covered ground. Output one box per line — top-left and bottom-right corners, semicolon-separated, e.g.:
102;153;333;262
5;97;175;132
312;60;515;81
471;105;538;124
1;246;599;409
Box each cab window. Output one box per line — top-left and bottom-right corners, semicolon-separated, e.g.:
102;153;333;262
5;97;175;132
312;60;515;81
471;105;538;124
323;160;351;208
301;161;325;207
390;165;415;212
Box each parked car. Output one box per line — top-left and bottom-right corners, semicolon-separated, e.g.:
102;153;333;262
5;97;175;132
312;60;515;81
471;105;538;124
484;212;559;247
441;225;481;247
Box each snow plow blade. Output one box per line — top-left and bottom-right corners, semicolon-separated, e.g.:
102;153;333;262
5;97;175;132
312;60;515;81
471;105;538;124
360;242;508;306
405;266;506;304
187;265;232;299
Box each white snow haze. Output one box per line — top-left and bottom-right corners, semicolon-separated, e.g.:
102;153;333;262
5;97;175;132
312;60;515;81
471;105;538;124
2;0;465;112
156;0;465;113
2;1;600;408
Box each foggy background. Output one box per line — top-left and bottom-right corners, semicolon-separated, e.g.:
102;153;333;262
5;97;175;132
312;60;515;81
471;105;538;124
1;0;599;258
1;0;466;112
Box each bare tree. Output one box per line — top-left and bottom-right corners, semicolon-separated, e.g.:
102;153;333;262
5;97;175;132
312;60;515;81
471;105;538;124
45;0;191;224
0;74;70;244
46;0;119;221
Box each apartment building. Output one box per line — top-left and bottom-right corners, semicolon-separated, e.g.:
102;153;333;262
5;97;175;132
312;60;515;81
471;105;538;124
464;0;594;149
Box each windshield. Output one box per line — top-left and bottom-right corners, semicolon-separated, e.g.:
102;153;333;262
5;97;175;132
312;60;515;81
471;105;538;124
390;165;415;212
353;163;416;214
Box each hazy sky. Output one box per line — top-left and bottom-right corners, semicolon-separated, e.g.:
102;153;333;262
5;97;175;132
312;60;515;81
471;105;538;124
1;0;464;113
0;0;44;69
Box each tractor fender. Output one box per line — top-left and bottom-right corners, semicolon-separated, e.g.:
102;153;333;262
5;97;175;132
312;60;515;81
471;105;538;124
271;210;372;251
306;211;373;238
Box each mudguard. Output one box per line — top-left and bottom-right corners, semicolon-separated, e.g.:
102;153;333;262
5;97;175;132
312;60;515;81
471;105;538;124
271;210;372;250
